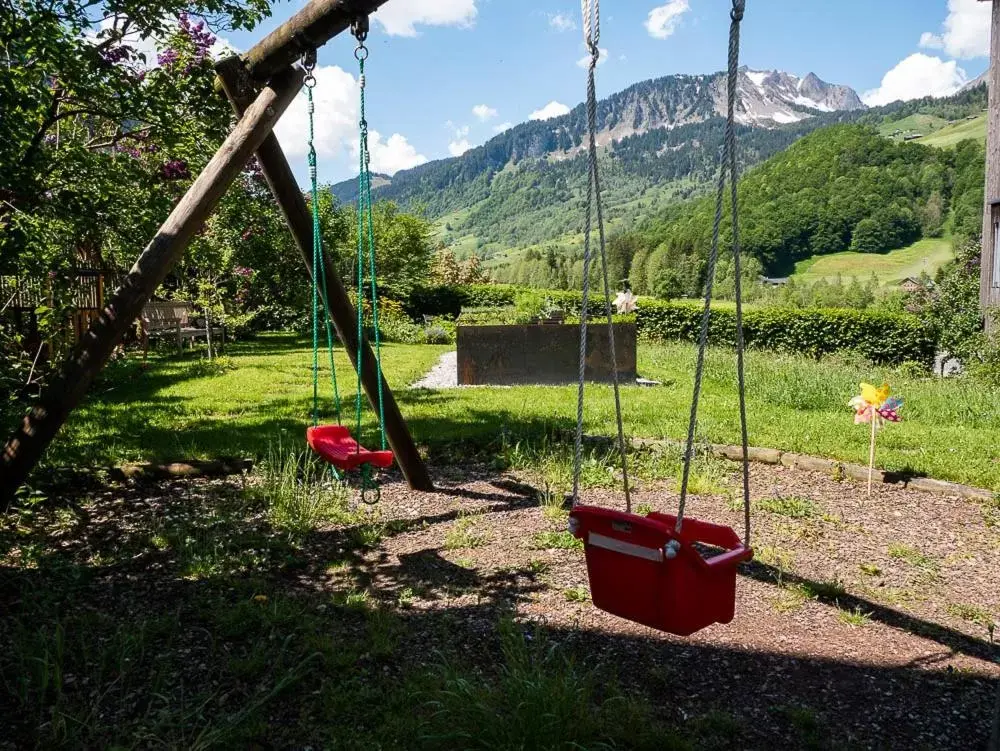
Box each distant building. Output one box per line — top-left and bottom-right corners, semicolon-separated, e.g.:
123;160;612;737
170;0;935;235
903;133;923;141
759;276;789;287
898;277;926;293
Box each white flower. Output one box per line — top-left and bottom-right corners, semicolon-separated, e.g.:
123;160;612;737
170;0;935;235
613;290;638;314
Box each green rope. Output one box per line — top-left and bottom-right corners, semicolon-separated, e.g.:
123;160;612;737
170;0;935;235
307;72;341;426
354;52;388;451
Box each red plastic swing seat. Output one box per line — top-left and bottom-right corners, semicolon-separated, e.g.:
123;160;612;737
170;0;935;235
306;425;394;472
569;505;753;636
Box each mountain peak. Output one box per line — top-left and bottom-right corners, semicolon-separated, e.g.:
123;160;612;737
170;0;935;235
332;67;865;203
960;71;988;92
726;68;864;124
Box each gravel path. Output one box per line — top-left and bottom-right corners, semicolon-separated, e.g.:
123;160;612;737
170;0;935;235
411;350;457;389
360;461;1000;749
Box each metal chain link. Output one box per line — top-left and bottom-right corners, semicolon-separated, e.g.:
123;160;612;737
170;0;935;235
573;0;631;512
676;0;750;543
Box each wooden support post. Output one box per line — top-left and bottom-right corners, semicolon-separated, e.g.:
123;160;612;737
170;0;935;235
0;68;304;502
982;0;1000;331
225;0;389;88
216;56;433;492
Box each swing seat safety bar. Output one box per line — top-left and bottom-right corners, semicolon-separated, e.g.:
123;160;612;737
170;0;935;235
569;505;753;636
307;425;394;472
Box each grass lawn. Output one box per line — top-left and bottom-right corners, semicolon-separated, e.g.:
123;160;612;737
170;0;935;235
791;238;954;286
917;114;987;149
878;112;986;149
21;334;1000;490
877;113;950;141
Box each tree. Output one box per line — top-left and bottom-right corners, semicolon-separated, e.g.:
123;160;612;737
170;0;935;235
606;233;639;288
629;243;651;294
346;201;434;296
459;255;487;284
0;0;273;381
2;0;271;277
919;191;946;238
430;246;462;285
914;238;983;357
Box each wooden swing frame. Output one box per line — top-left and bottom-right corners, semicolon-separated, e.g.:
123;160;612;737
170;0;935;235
0;0;434;500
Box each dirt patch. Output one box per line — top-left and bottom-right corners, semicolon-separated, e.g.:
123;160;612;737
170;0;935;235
360;461;1000;748
2;461;997;749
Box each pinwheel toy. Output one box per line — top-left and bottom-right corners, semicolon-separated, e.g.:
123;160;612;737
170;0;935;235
848;382;904;496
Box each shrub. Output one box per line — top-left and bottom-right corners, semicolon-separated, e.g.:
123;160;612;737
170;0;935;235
378;316;425;344
636;300;935;366
403;283;937;366
401;284;470;320
424;324;453;344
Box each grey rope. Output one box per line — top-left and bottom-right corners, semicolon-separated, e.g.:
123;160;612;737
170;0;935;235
572;0;632;512
676;0;750;546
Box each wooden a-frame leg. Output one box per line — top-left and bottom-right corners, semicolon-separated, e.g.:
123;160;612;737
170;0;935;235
0;67;304;502
216;56;433;492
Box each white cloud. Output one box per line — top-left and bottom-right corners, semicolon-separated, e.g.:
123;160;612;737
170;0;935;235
448;139;473;156
919;0;990;59
645;0;690;39
211;36;240;59
367;131;427;174
577;47;609;69
275;65;424;176
276;65;358;160
493;122;514;133
549;12;576;32
373;0;477;37
472;104;498;121
446;121;473;156
529;101;571;121
862;53;969;106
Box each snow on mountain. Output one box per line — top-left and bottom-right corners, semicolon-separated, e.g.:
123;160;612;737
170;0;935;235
724;69;865;127
960;71;988;92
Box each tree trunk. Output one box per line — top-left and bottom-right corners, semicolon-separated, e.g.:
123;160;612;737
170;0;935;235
0;67;304;502
982;0;1000;331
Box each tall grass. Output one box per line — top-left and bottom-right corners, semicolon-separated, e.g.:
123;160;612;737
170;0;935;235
416;619;680;750
255;445;351;538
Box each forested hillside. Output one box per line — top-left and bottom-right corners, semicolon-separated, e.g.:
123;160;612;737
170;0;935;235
490;124;984;298
629;126;984;296
331;70;873;258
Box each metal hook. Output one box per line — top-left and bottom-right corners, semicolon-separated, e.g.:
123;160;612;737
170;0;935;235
352;15;369;43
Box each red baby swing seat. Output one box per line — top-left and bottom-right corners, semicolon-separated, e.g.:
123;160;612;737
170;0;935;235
569;505;753;636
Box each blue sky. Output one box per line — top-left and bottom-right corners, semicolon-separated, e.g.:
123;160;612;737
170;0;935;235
217;0;991;183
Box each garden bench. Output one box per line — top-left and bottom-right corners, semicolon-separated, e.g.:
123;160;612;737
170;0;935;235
141;300;225;353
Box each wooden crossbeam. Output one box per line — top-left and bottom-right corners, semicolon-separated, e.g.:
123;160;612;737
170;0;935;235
231;0;389;88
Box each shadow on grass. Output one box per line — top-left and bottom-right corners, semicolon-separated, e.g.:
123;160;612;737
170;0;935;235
1;474;996;750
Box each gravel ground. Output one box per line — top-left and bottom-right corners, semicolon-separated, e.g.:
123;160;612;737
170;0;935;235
6;459;997;749
411;350;458;389
353;460;1000;749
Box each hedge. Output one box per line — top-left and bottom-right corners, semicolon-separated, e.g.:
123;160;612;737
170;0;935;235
402;284;584;319
636;300;936;366
400;284;936;366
